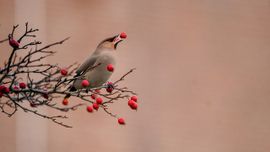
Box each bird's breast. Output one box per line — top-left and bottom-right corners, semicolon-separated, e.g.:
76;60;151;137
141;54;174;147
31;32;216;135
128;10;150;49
86;52;116;88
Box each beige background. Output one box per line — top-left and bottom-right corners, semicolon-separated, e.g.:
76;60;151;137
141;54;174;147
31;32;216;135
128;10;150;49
1;0;270;152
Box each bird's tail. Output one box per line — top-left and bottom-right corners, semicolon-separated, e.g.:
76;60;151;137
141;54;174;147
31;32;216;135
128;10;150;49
64;86;77;99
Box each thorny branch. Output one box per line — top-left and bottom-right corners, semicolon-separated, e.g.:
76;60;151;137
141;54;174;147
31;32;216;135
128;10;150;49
0;23;137;128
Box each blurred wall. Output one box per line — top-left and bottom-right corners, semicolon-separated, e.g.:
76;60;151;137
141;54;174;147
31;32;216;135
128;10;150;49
1;0;270;152
0;1;16;152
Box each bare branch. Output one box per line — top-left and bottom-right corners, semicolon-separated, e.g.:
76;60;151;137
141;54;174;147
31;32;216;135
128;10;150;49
0;23;138;128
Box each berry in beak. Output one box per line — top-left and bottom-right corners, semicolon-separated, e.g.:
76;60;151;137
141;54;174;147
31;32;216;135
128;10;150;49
113;32;127;49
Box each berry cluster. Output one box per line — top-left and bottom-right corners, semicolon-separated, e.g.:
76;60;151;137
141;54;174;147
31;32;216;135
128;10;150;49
0;82;28;97
60;76;139;125
86;94;139;125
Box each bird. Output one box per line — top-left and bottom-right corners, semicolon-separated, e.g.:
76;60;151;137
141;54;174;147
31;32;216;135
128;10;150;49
66;32;127;97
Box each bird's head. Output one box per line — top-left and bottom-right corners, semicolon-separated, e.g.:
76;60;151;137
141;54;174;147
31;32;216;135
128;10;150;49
97;32;127;50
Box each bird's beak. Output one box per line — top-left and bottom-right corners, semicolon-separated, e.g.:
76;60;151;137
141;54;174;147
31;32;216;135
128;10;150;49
112;32;127;49
112;35;123;45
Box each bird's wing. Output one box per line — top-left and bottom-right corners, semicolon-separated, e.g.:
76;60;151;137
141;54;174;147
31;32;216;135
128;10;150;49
76;54;98;75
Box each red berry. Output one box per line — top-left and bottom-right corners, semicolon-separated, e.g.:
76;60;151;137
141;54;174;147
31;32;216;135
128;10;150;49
0;86;9;94
43;93;49;99
131;96;138;102
96;97;103;104
60;68;68;76
0;85;6;92
120;32;127;39
13;86;19;91
93;103;99;110
128;99;135;106
19;82;26;89
106;82;114;93
131;102;138;110
81;79;90;87
106;64;114;72
4;87;10;94
106;87;113;93
9;39;20;49
86;106;93;113
118;118;125;125
62;98;69;105
91;94;97;99
128;100;138;110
